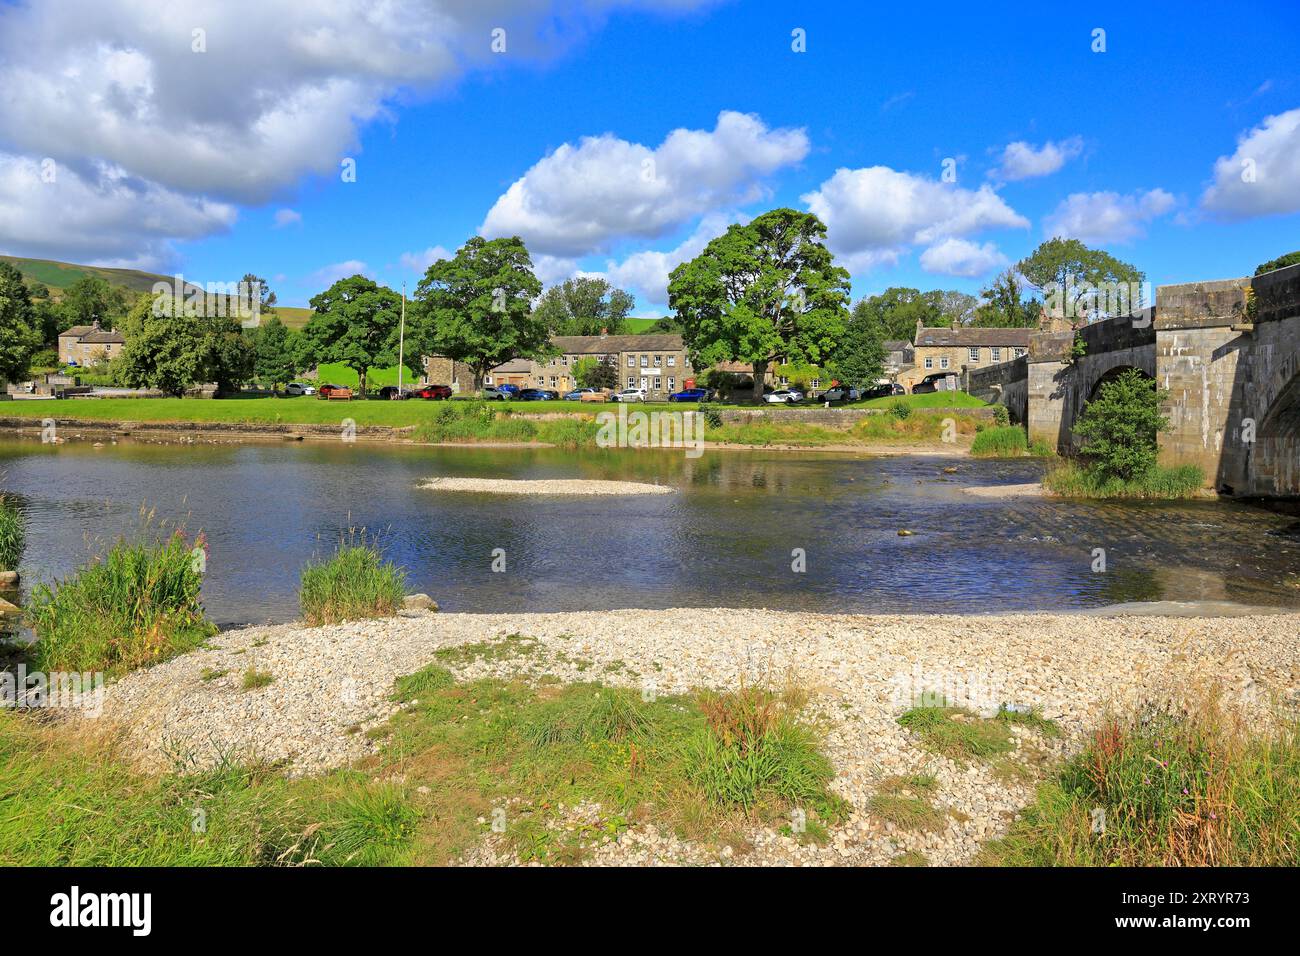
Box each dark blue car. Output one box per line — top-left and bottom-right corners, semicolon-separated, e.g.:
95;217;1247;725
518;388;558;401
668;387;713;403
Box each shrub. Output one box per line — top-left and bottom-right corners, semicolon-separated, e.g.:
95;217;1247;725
1073;369;1169;481
992;404;1010;427
970;425;1028;458
27;532;213;675
697;402;724;428
983;697;1300;866
300;539;407;626
1255;251;1300;275
889;399;912;420
0;494;24;572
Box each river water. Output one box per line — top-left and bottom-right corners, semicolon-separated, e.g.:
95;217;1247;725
2;436;1299;626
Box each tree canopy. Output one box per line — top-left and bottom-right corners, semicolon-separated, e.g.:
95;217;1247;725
409;236;546;391
1017;238;1143;321
533;276;634;336
302;274;403;395
0;261;42;384
668;208;849;403
971;269;1039;328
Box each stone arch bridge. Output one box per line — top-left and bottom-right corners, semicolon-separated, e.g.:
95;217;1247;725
964;263;1300;498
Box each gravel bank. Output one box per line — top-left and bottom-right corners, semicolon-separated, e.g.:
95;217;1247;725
94;607;1300;866
420;477;675;495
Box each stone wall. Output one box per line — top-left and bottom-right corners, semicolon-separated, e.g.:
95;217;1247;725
964;356;1028;424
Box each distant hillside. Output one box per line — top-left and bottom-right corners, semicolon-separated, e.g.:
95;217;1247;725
0;255;180;299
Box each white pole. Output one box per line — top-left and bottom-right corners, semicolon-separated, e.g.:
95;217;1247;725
398;282;406;397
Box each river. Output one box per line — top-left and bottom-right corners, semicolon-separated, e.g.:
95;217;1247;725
2;436;1299;626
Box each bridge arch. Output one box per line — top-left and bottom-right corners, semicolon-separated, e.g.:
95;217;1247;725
1252;366;1300;496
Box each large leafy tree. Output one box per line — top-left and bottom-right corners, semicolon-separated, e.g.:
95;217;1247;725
254;316;304;392
302;274;402;396
0;261;42;385
850;287;944;342
827;309;886;388
971;269;1040;327
409;236;546;392
534;276;634;336
668;208;850;404
1074;368;1169;481
59;275;130;330
116;295;214;397
1017;238;1143;321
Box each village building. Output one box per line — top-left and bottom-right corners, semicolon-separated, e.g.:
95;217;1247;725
57;320;125;367
899;321;1031;392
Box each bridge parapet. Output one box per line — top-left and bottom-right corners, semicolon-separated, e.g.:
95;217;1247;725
1154;278;1250;330
1252;262;1300;325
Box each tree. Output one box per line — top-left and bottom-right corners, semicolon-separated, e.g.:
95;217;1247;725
254;316;303;392
971;269;1039;327
571;356;617;390
668;208;850;405
58;275;130;330
533;277;634;336
302;274;402;396
408;236;546;392
827;309;886;387
1255;251;1300;275
850;287;944;342
1073;369;1169;481
0;261;42;385
938;290;979;326
1017;238;1143;322
116;295;213;397
241;273;278;314
205;316;255;395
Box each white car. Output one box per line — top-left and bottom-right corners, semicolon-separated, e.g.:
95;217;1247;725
284;382;315;396
482;386;513;400
612;388;646;403
764;389;802;404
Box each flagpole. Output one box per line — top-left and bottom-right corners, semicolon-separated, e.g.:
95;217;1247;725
398;282;406;397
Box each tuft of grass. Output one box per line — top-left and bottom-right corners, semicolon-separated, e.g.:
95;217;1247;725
200;667;227;682
996;706;1061;738
0;494;25;573
890;850;929;866
868;794;945;831
983;695;1300;866
26;531;213;676
897;705;1016;764
1044;461;1204;499
392;663;455;700
300;537;406;626
241;668;274;690
970;425;1028;458
433;632;538;666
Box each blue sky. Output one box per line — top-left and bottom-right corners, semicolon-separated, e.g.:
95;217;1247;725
1;0;1297;311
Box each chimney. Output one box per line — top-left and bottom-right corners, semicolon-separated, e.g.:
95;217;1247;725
91;318;101;331
950;319;959;331
599;327;608;339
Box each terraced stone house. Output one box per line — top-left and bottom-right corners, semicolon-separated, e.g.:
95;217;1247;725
58;320;125;367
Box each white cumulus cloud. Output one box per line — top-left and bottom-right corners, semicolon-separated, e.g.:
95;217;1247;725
274;209;302;228
1201;107;1300;219
800;166;1028;272
919;238;1009;278
479;111;808;257
398;246;454;273
1042;188;1176;243
307;259;370;287
990;137;1083;180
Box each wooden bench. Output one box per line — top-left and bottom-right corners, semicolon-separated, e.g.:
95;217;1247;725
323;387;353;401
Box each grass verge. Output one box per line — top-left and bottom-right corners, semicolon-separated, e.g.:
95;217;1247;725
25;531;214;676
897;702;1059;766
981;696;1300;866
0;494;23;572
970;425;1029;458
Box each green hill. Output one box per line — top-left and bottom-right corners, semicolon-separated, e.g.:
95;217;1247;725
0;255;181;299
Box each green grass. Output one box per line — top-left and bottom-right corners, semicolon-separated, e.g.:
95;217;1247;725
0;494;24;572
897;705;1016;764
299;539;407;627
982;697;1300;866
1044;461;1205;499
867;794;946;831
851;391;989;410
970;425;1029;458
0;669;845;866
25;531;214;676
241;668;274;690
703;412;983;448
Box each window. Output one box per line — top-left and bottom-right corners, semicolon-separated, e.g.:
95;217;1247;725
627;355;635;367
536;376;544;385
991;347;1001;362
654;355;662;367
640;355;648;367
667;377;675;390
940;357;950;369
1013;347;1026;358
924;357;934;369
628;377;635;388
968;347;980;363
484;375;493;384
667;356;676;367
811;379;820;389
550;376;557;387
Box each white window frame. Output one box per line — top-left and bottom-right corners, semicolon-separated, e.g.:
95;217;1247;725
924;357;934;369
968;347;980;363
940;357;950;369
627;355;635;367
991;347;1001;362
667;356;676;367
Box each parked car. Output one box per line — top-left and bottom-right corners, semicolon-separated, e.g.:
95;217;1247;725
912;372;954;394
861;383;905;400
612;388;646;403
763;388;801;404
518;388;559;401
668;387;714;403
284;382;315;396
315;383;348;399
496;383;521;397
375;385;412;400
482;386;513;400
821;384;860;403
412;384;452;400
564;388;598;400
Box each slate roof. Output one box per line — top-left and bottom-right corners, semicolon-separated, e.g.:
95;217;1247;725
914;326;1032;348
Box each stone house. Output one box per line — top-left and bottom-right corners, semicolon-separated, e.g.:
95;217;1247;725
58;320;125;366
900;322;1031;392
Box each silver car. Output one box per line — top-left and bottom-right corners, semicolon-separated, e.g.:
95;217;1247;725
284;382;315;396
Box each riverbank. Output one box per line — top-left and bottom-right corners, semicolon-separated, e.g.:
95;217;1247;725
73;605;1297;866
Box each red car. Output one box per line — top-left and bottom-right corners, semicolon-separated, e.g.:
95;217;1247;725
414;384;452;400
315;383;347;399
